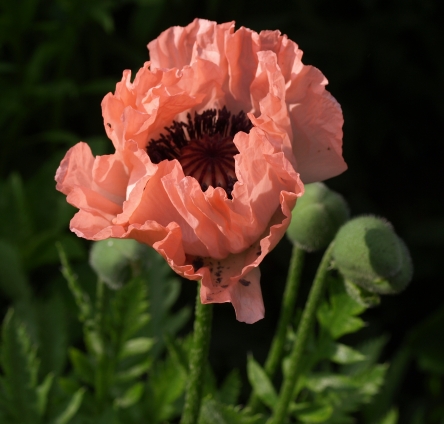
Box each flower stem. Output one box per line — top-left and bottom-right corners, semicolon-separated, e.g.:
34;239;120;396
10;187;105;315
247;245;305;411
270;242;334;424
181;282;213;424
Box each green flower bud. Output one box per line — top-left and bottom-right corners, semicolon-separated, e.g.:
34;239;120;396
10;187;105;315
332;216;413;294
89;239;147;289
286;182;350;251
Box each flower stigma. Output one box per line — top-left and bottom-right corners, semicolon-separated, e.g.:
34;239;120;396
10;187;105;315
147;106;252;199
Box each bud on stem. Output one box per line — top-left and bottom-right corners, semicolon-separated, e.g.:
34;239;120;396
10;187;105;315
332;216;413;294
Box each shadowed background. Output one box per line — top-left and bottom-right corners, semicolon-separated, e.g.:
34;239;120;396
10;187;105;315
0;0;443;422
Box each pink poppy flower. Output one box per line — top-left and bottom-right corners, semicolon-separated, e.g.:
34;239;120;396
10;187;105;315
55;19;346;324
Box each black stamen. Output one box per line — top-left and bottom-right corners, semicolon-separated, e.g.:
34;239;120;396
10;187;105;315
147;106;252;199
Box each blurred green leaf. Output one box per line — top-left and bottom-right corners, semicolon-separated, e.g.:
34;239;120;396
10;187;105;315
246;355;278;410
143;247;191;356
217;368;241;405
0;239;31;301
9;173;33;239
119;337;154;360
409;304;444;375
36;373;54;417
290;402;333;423
330;343;366;365
115;358;152;383
144;337;189;422
341;335;389;376
199;398;265;424
35;291;68;376
0;309;39;423
57;242;93;323
53;387;86;424
68;348;94;386
110;276;150;351
379;408;399;424
114;382;144;409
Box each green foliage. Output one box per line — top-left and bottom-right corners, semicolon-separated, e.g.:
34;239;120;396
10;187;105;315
317;276;366;339
0;309;84;424
199;398;265;424
52;242;192;423
245;276;389;423
216;369;242;405
247;355;278;410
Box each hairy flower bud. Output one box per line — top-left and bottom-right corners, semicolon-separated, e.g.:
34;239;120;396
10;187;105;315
286;182;349;251
332;216;413;294
89;239;146;289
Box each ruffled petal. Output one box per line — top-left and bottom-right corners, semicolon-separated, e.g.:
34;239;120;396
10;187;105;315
148;18;234;70
201;267;264;324
286;66;347;183
55;142;95;196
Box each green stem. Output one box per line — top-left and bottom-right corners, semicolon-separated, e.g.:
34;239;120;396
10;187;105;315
181;282;213;424
270;242;334;424
247;245;305;411
94;279;107;406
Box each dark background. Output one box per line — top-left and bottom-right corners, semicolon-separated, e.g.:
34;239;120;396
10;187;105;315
1;0;443;421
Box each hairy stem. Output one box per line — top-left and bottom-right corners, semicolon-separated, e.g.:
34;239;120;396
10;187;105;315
181;282;213;424
270;242;334;424
247;245;305;411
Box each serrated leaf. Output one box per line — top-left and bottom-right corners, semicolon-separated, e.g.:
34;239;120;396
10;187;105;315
119;337;154;360
145;351;187;422
199;398;265;424
341;335;389;376
57;243;92;323
115;358;152;382
290;402;334;423
317;276;366;339
84;328;103;358
305;365;388;420
247;355;278;410
111;277;150;351
379;408;399;424
0;309;40;423
306;373;356;393
53;387;86;424
36;373;54;416
68;348;94;385
331;343;366;364
114;382;144;409
362;347;409;422
164;334;192;372
351;364;388;399
217;368;241;405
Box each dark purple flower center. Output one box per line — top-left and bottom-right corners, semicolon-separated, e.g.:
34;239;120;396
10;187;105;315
147;107;252;199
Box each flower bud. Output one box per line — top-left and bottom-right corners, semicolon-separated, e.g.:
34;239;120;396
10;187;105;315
89;239;147;289
332;216;413;294
286;182;349;251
